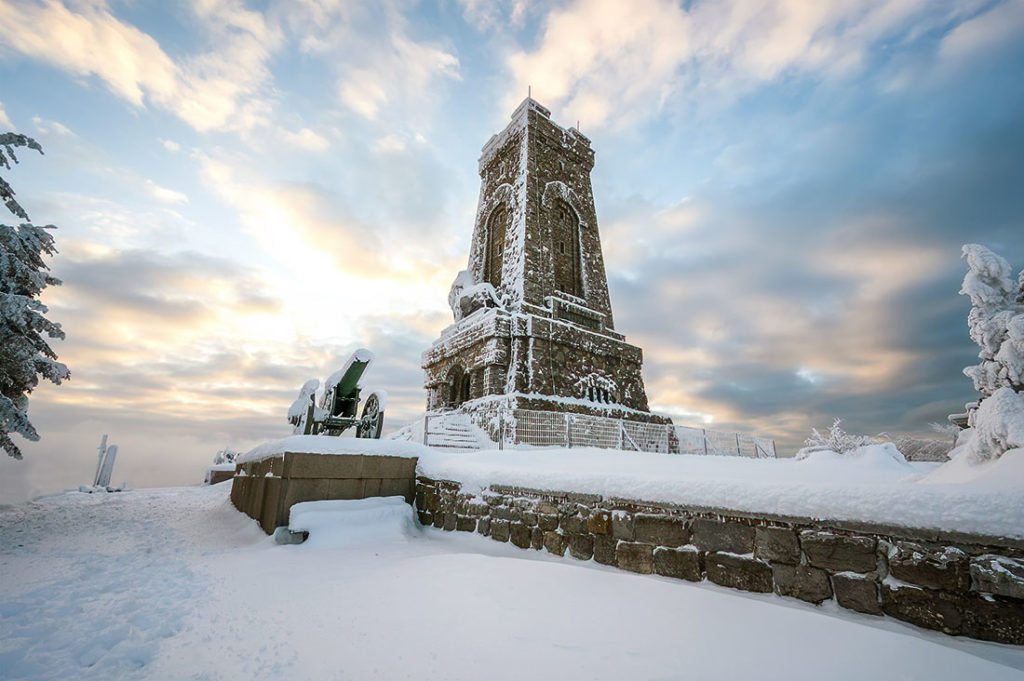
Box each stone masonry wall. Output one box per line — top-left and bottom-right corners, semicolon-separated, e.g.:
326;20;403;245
415;476;1024;645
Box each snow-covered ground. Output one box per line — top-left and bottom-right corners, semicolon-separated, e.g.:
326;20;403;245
2;484;1023;681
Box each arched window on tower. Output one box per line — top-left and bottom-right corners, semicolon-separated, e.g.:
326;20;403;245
485;205;507;288
553;201;582;297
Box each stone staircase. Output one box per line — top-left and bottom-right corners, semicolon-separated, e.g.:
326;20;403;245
424;413;491;450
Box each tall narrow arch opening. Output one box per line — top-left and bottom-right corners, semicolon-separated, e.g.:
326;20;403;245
485;205;507;288
447;365;471;408
553;200;582;297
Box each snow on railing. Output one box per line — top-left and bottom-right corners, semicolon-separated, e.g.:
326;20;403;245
393;408;776;458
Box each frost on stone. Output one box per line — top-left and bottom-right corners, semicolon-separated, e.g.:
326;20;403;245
448;269;504;322
960;244;1024;396
970;554;1024;599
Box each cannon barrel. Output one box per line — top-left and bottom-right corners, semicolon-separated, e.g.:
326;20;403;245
328;348;374;398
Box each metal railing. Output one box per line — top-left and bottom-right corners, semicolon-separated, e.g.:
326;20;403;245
397;407;776;458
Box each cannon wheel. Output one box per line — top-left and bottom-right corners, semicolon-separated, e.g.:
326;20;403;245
356;392;384;439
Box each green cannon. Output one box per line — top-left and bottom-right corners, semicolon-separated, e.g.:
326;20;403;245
287;348;386;439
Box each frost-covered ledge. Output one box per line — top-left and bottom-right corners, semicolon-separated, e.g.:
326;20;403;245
415;447;1024;645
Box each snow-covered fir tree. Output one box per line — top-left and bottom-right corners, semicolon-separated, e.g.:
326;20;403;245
956;244;1024;463
1;133;69;459
960;244;1024;395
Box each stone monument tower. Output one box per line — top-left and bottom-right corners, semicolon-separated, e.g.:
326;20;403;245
422;98;667;431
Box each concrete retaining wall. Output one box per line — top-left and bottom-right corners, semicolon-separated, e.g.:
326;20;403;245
230;453;417;534
416;475;1024;645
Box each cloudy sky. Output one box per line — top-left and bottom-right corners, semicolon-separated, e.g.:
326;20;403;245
2;0;1023;503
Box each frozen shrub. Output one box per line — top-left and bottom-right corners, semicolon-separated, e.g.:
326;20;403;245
796;419;877;458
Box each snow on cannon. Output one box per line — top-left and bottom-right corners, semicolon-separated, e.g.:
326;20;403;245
287;349;387;439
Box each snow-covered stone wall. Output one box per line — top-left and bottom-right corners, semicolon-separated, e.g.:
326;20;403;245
416;475;1024;645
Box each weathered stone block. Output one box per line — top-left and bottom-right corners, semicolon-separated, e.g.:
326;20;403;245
569;533;595;561
362;478;383;497
281;478;331;511
566;492;602;505
417;510;433;526
616;541;655;574
754;526;800;564
691;519;754;554
881;584;962;635
284;453;363;479
422;487;439;512
801;531;876;573
772;564;832;604
466;501;490;516
536;500;560;515
653;546;702;581
361;455;416;479
970;554;1024;599
379;477;412;501
635;515;689;548
432;512;444;529
587;510;611;535
612;511;634;540
706;553;772;593
888;542;969;592
483;492;507;506
561;514;588;535
510;522;532;549
833;573;881;615
538;514;559;531
961;594;1024;645
443;512;457;532
456;515;476;532
490;519;511;543
544;531;567;556
477;517;491;536
531;527;544;550
492;506;522;522
522;511;538;526
594;536;617;566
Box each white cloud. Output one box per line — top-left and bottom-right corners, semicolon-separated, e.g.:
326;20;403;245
335;36;460;122
0;0;280;133
31;116;75;137
372;134;406;154
0;1;179;106
161;139;181;152
279;127;331;152
458;0;537;31
939;0;1024;62
144;179;189;205
0;101;14;130
506;0;974;129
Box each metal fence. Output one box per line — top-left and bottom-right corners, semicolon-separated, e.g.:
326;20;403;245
404;407;776;458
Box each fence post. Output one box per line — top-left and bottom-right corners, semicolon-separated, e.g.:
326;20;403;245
702;429;709;456
735;433;742;457
423;413;430;446
498;410;504;451
565;413;571;448
618;420;624;450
